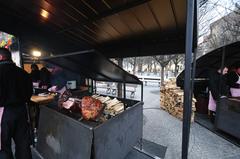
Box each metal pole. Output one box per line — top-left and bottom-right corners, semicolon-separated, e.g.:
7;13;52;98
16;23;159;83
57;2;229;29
190;48;197;103
191;0;199;100
91;79;94;94
18;37;24;68
141;83;143;102
94;80;97;94
218;44;226;94
215;45;226;128
86;78;89;93
182;0;195;158
123;82;126;110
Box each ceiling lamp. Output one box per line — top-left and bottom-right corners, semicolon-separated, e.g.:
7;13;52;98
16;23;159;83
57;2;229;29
32;50;42;57
40;9;49;19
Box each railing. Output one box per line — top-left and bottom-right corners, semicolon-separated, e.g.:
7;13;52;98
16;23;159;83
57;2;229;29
137;75;161;86
96;82;137;98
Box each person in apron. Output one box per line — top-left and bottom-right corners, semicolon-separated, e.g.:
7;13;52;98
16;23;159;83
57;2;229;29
208;66;229;123
0;48;33;159
227;63;240;97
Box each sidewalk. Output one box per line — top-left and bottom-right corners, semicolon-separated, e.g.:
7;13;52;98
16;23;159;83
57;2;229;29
139;85;240;159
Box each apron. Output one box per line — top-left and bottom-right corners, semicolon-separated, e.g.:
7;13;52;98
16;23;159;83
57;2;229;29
0;107;4;150
208;91;216;112
230;73;240;97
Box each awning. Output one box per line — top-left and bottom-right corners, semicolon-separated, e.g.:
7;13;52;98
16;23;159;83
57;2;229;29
177;41;240;87
0;0;198;58
41;50;142;84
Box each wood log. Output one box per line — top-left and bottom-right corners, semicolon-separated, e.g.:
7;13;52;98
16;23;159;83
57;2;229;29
160;78;196;122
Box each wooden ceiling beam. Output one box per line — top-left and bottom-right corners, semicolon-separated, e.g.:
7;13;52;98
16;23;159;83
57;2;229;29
58;0;150;33
170;0;179;30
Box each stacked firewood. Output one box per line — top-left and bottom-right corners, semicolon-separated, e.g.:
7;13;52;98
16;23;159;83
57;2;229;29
160;79;196;122
92;95;124;117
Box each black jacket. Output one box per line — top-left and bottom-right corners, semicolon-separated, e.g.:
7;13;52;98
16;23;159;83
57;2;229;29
208;69;229;100
227;71;240;88
0;61;33;107
30;70;40;82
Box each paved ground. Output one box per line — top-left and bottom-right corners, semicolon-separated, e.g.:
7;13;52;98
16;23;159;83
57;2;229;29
133;84;240;159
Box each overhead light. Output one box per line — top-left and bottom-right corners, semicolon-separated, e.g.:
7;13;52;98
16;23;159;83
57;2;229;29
40;9;49;18
32;50;42;57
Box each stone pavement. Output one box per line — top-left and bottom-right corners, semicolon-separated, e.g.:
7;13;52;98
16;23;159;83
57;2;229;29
136;85;240;159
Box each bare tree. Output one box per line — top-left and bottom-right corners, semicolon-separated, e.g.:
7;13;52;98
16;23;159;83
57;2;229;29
199;0;240;53
153;55;175;85
205;3;240;51
153;61;158;74
171;55;184;76
123;57;137;74
136;57;143;74
142;57;153;74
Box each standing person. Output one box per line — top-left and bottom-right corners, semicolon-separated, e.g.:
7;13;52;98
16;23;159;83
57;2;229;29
208;66;229;122
0;48;33;159
39;67;51;89
30;63;40;86
227;62;240;97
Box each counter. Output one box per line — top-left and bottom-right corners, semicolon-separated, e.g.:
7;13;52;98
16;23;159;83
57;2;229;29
216;97;240;139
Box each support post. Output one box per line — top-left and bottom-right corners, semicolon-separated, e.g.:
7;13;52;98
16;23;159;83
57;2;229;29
18;37;24;68
123;82;126;110
94;80;97;94
91;79;94;94
182;0;195;158
117;58;123;98
191;48;197;102
215;45;226;128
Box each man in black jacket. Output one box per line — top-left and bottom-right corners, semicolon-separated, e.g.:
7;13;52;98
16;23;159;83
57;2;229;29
0;48;33;159
208;67;229;122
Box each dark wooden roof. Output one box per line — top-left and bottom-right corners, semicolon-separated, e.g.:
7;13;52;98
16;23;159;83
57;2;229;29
177;41;240;87
0;0;195;58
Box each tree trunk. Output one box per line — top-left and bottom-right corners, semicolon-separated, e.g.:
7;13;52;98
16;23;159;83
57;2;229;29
161;66;165;86
174;61;178;76
139;63;142;74
153;62;157;74
132;57;137;74
147;63;151;74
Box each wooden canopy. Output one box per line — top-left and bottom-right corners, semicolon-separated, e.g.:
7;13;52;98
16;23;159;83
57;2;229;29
0;0;197;58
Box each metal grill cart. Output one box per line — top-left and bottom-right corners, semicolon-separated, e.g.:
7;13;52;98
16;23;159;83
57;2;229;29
36;51;144;159
0;0;200;158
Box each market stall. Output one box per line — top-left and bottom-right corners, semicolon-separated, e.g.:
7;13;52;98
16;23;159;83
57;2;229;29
35;51;143;159
0;0;199;158
176;41;240;141
177;41;240;115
